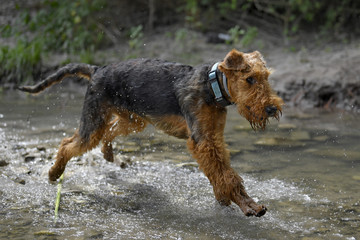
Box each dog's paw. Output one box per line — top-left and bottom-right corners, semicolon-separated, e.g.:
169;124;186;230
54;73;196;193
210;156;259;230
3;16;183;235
243;203;267;217
232;196;267;217
240;199;267;217
48;165;64;181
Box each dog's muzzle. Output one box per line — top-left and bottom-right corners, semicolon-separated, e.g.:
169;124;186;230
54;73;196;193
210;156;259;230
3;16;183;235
265;105;277;117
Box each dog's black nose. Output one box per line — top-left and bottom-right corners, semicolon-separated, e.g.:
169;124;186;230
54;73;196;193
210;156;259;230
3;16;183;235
265;105;277;116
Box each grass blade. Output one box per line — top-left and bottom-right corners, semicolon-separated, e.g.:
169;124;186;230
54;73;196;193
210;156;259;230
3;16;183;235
54;173;64;223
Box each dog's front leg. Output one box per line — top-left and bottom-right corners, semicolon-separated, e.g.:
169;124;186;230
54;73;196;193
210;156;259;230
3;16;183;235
186;105;267;217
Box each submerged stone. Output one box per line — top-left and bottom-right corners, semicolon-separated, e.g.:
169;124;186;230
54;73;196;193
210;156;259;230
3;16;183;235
116;145;141;153
114;155;132;168
176;162;198;168
36;146;46;151
313;135;329;142
352;175;360;181
123;141;138;146
285;112;314;120
234;124;253;131
290;131;311;141
13;178;26;185
171;154;192;162
302;235;327;240
278;123;297;130
278;201;305;213
254;137;305;147
306;149;360;161
233;163;261;173
0;160;8;167
13;166;31;175
34;230;58;236
229;148;242;156
24;156;36;162
254;138;279;146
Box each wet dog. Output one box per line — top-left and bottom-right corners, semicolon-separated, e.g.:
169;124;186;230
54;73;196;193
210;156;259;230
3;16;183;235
19;49;283;217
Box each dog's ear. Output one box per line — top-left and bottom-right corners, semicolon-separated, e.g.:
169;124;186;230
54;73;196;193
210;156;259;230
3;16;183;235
219;49;250;72
250;51;267;67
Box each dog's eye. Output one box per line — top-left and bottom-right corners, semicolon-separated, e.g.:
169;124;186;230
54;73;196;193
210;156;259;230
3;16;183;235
246;77;256;85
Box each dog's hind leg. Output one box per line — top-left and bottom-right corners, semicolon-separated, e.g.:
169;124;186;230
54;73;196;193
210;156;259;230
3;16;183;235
48;92;111;181
101;111;148;162
48;125;109;181
49;130;93;181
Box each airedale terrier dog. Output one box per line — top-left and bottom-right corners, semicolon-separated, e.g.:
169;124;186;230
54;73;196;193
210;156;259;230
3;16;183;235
19;49;283;217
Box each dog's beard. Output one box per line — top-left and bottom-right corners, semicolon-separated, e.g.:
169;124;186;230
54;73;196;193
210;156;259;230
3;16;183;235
238;105;282;131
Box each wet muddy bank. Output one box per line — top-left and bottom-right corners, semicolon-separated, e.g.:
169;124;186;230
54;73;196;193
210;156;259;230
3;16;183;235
1;25;360;112
268;45;360;112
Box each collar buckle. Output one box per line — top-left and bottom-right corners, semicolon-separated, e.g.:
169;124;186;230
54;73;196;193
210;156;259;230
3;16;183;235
208;63;233;107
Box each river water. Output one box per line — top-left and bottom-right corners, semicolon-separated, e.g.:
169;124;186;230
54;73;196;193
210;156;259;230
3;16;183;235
0;87;359;240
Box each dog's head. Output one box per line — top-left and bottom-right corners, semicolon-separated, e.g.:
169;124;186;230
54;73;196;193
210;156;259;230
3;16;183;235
218;49;284;130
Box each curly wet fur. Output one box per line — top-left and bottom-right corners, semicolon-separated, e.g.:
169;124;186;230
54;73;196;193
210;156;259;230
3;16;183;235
19;49;283;217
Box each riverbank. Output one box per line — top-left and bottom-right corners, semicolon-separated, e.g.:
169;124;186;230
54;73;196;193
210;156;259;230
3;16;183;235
1;1;360;112
8;28;360;112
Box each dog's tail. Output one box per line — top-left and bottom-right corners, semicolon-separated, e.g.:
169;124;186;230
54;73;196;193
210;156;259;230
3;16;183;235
17;63;98;94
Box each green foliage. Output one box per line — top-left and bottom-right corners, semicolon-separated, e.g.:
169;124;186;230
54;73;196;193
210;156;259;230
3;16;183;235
240;27;258;47
0;0;105;85
173;28;192;55
0;39;43;83
128;25;144;50
258;0;323;36
182;0;240;28
80;46;96;64
227;25;258;47
249;0;360;37
175;28;189;44
124;25;144;59
217;0;238;15
227;25;245;45
24;0;105;53
181;0;360;38
183;0;198;24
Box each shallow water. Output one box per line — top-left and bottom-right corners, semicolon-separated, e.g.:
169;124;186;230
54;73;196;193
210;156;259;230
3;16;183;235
0;88;359;240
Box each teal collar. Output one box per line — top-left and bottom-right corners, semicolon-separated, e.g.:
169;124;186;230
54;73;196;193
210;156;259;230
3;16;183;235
208;62;233;107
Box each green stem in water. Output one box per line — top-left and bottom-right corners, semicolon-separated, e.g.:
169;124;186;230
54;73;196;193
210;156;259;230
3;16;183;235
54;173;64;223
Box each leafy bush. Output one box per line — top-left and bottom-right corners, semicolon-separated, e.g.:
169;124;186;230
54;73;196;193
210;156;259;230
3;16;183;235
182;0;360;37
128;25;144;50
0;39;42;84
24;0;105;53
0;0;105;85
226;25;258;48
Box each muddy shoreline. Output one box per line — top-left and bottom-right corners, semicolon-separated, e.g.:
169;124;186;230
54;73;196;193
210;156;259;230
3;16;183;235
3;29;359;113
1;1;359;112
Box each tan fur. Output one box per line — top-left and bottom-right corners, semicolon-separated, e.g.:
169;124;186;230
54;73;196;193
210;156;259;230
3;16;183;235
219;50;283;129
101;110;148;162
150;115;189;139
23;49;283;217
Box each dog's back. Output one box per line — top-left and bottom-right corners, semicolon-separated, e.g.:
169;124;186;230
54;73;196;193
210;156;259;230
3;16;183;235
91;59;196;117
